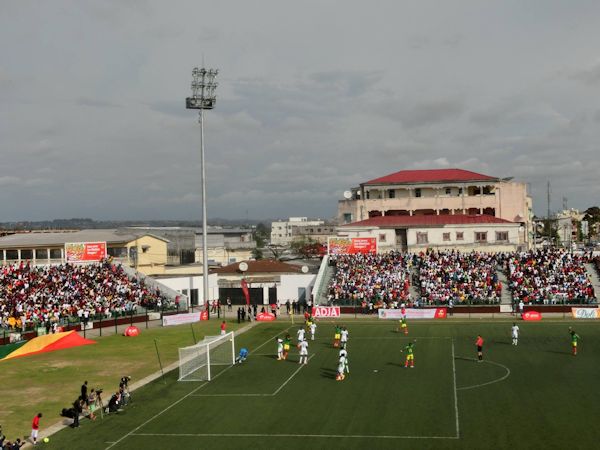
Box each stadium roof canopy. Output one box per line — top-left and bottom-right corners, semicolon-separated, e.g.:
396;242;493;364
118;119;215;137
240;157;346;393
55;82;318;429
212;259;303;274
363;168;498;185
0;229;169;249
343;215;515;228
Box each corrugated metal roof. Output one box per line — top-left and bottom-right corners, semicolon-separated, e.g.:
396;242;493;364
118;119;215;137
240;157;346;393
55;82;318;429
0;229;169;248
363;168;498;185
343;215;515;228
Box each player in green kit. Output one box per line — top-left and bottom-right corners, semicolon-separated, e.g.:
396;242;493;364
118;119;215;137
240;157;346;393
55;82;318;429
333;325;341;348
569;327;580;356
401;340;416;368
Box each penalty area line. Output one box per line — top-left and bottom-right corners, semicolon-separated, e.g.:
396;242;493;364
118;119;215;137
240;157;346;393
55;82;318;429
193;354;315;397
130;432;459;440
104;327;290;450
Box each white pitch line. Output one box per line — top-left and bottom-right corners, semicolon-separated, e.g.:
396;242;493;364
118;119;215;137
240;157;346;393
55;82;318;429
451;340;460;439
272;354;314;395
193;354;315;398
131;432;459;440
456;358;511;391
104;327;290;450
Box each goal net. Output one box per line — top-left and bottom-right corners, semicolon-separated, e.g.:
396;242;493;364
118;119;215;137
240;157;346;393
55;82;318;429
178;332;236;382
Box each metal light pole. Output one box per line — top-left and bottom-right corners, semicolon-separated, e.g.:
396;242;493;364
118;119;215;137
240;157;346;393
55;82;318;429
186;67;218;315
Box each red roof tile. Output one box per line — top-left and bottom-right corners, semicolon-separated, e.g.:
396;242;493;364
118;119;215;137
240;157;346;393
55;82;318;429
212;259;303;274
363;169;498;185
343;215;515;227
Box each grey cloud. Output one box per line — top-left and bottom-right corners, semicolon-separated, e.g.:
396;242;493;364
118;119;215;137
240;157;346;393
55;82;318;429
570;62;600;86
376;97;465;129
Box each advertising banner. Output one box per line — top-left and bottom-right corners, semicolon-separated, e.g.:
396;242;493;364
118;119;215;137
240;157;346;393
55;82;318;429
162;312;201;327
256;312;276;321
378;308;447;320
312;306;341;318
328;237;377;255
571;308;600;319
65;242;107;263
522;311;542;321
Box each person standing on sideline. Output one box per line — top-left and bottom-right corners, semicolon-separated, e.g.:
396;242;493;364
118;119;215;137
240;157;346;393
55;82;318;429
569;327;580;356
518;300;524;315
220;321;227;336
476;335;484;362
226;297;232;311
81;381;88;404
511;323;520;346
31;413;42;445
448;298;454;316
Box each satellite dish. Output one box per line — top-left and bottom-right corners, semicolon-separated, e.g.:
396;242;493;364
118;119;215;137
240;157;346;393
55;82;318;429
343;191;352;200
301;265;309;273
238;262;248;272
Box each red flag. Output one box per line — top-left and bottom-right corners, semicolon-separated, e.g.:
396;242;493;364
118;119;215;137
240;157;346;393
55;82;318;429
241;279;250;305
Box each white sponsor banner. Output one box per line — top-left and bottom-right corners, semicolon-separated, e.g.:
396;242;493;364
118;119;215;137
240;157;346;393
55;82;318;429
378;308;437;320
312;306;341;318
162;312;201;327
571;308;600;319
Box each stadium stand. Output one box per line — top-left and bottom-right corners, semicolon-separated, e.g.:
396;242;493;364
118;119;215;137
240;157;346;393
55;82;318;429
327;252;411;307
0;260;172;332
507;249;595;304
415;250;503;305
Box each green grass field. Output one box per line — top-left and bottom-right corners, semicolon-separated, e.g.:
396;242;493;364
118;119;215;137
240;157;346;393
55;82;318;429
6;319;600;450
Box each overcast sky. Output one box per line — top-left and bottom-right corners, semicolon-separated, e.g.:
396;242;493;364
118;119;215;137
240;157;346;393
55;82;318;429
1;0;599;222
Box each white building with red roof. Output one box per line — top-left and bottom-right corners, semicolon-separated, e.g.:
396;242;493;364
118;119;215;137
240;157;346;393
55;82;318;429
337;168;532;251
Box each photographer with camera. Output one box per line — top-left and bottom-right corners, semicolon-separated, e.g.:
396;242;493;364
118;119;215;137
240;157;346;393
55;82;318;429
119;376;131;406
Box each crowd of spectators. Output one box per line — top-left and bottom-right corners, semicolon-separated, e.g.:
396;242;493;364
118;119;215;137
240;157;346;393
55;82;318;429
507;249;595;304
327;249;598;307
0;260;171;332
327;252;412;307
415;250;504;305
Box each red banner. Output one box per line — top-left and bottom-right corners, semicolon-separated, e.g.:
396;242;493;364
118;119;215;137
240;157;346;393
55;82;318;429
522;311;542;321
312;306;341;318
328;237;377;255
241;279;250;305
65;242;107;262
256;312;276;321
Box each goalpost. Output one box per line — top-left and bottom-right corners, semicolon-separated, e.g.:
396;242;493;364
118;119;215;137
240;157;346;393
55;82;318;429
178;331;236;382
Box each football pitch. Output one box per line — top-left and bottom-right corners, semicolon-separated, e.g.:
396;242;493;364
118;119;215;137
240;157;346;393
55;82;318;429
45;320;600;450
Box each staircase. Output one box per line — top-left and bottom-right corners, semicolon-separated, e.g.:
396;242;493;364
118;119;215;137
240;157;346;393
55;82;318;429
496;269;513;306
584;263;600;302
409;267;421;302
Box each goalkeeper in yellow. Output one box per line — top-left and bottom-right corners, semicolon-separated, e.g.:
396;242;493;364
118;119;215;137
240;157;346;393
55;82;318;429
401;340;416;368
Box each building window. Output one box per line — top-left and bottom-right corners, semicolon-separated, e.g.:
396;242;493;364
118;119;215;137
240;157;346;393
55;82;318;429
416;232;428;244
475;232;487;242
388;189;395;199
21;249;33;260
379;234;386;243
343;213;352;223
458;188;463;195
496;231;509;242
415;188;422;198
35;249;48;260
5;250;18;260
445;187;452;195
456;232;464;241
50;249;62;259
443;233;451;242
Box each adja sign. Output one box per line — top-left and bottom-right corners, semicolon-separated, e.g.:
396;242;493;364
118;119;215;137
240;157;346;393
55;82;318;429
312;306;341;318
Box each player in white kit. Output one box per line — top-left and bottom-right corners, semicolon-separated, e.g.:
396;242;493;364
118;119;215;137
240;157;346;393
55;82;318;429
297;328;306;343
298;339;309;364
310;322;317;340
340;327;349;346
511;323;520;346
276;338;284;360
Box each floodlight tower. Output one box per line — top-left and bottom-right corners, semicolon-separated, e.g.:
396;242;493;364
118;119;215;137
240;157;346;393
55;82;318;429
186;67;218;314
